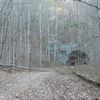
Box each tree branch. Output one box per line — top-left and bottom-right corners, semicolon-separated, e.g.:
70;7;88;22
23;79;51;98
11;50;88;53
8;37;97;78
73;0;100;9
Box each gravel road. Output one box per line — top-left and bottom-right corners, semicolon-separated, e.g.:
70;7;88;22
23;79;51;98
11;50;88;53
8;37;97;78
0;70;100;100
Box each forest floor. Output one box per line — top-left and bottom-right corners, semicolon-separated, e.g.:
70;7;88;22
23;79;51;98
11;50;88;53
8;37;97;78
0;68;100;100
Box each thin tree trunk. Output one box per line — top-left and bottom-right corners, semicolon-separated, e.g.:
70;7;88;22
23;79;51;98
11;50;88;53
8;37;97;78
39;3;42;66
27;5;31;67
47;13;50;63
54;17;57;62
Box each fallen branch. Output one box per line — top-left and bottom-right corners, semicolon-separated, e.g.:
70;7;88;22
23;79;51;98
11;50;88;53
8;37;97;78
0;63;55;72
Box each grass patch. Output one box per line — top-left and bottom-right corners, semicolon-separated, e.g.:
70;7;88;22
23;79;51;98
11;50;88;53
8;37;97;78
74;65;100;84
55;66;72;75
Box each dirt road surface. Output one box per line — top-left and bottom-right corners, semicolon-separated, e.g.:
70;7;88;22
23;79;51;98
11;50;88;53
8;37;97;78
0;70;100;100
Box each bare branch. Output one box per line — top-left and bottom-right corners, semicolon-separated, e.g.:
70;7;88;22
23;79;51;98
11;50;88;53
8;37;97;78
73;0;100;9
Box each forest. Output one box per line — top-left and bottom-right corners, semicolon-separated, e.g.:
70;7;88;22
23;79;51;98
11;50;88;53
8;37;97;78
0;0;100;99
